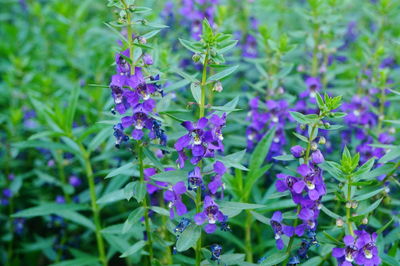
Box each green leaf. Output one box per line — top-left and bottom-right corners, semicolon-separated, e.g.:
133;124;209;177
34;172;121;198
150;206;170;216
120;240;146;258
322;231;343;246
376;218;394;234
357;198;383;216
88;127;111;152
12;203;89;218
97;189;125;205
56;210;95;231
50;257;99;266
207;65;239;81
259;251;289;266
217;149;248;171
249;128;276;172
105;163;136;179
321;205;341;219
315;93;324;110
174;69;199;83
213;96;239;116
190;82;201;104
289;111;309;124
134;181;146;203
353;187;384;201
143;147;164;171
273;154;295;161
379;147;400;163
150;170;187;184
250;211;270;225
292;132;309;143
176;224;201;252
179;38;202;53
122;207;145;234
218;201;264;217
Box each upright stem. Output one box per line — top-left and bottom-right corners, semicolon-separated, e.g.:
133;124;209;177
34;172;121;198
138;144;154;265
245;210;253;262
346;175;354;236
195;49;209;266
121;0;135;75
284;122;318;265
83;150;107;266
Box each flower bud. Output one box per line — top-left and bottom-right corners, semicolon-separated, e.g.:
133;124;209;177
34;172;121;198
192;53;201;62
138;36;147;44
143;54;153;65
345;202;351;208
311;149;325;164
277;87;285;94
336;218;344;227
324;122;331;129
318;136;326;145
213;81;223;92
351;201;358;209
290;145;305;158
310;142;318;151
362;217;368;225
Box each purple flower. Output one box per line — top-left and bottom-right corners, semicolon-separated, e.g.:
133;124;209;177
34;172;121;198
243;34;257;58
290;145;305;158
113;123;129;148
69;175;81;187
188;166;203;190
3;188;12;198
332;235;359;266
208;161;226;194
270;211;294;250
194;196;225;233
341;96;377;128
275;173;301;194
293;164;326;201
354;230;381;266
164;181;187;218
300;77;321;100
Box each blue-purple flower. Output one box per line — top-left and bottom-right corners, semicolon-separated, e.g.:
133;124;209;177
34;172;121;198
194;196;225;233
270;211;294;250
164;181;187;219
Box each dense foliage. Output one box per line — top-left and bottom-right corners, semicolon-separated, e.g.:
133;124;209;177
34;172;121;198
1;0;399;265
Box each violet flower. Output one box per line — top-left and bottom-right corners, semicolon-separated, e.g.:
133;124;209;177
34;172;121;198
293;164;326;201
332;235;359;266
270;211;294;250
194;196;225;233
164;181;187;218
208;161;226;195
354;230;381;265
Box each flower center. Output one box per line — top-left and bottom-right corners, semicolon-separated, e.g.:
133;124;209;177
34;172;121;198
193;135;202;145
135;120;144;129
306;181;315;190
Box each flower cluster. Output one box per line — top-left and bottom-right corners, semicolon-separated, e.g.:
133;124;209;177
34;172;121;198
246;97;289;158
332;231;380;266
110;49;167;147
174;114;226;168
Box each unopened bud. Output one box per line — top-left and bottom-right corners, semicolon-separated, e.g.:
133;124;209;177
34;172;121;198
351;201;358;209
346;202;351;208
277;87;285;94
336;218;344;227
311;142;318;151
192;53;201;62
213;81;223;92
300;124;306;130
138;36;147;44
318;136;326;145
362;217;368;224
324;122;331;129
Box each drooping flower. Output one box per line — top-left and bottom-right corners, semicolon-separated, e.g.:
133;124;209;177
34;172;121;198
188;166;203;190
208;161;226;195
210;244;222;262
194;196;225;233
270;211;294;250
164;181;187;218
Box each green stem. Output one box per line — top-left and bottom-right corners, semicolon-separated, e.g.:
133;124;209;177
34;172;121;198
284;121;318;265
121;0;135;75
195;49;210;266
346;174;354;236
245;210;253;262
83;150;107;266
138;144;154;265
